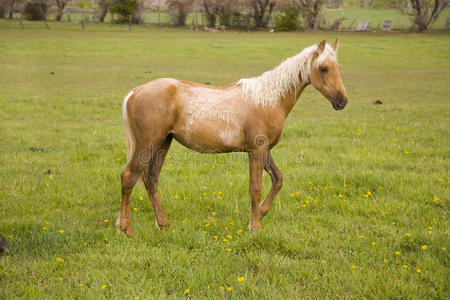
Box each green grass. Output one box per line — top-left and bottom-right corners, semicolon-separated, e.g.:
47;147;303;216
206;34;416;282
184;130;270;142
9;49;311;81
0;20;449;299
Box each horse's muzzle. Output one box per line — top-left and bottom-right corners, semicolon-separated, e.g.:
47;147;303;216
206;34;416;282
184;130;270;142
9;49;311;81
332;95;348;110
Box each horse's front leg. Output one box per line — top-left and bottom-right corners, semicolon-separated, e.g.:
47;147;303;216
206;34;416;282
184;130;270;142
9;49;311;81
248;149;267;232
259;152;283;218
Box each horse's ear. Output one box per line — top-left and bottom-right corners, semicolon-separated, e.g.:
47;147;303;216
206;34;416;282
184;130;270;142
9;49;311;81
317;40;326;54
331;39;339;52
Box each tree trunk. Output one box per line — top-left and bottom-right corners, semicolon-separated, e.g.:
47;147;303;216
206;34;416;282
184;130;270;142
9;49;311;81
99;5;107;22
8;0;14;18
55;0;66;21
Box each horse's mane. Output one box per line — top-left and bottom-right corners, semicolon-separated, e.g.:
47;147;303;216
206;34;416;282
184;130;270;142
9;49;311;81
237;44;336;108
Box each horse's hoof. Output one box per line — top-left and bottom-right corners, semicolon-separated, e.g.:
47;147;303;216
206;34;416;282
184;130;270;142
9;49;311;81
117;226;134;237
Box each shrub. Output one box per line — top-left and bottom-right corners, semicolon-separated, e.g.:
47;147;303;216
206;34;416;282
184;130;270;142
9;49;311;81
23;0;48;20
110;0;136;23
275;6;300;32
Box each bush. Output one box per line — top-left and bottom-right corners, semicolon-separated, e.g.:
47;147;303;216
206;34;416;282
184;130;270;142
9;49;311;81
110;0;136;23
275;6;300;32
23;0;48;20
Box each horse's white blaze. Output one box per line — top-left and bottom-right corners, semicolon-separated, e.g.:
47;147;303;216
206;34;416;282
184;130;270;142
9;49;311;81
238;44;336;108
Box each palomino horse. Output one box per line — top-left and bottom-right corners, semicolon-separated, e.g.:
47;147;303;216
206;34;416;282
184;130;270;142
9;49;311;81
118;40;348;236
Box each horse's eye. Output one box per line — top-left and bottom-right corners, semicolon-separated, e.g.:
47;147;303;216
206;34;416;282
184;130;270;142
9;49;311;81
320;67;328;74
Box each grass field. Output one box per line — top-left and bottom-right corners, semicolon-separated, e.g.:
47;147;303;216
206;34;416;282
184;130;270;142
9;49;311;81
0;20;449;298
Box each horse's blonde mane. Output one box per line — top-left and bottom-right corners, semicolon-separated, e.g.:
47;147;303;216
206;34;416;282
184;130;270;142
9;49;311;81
238;43;336;108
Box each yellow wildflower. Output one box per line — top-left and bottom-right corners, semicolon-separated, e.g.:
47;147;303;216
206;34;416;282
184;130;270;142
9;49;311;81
58;277;63;281
237;277;244;282
184;289;190;295
371;241;376;246
42;226;48;231
350;265;357;269
104;219;109;223
402;265;408;269
133;207;138;212
55;257;64;263
226;286;232;292
395;251;400;255
58;229;64;234
236;229;243;235
211;212;216;216
405;233;411;237
101;285;107;289
421;245;428;250
416;269;422;273
78;283;84;287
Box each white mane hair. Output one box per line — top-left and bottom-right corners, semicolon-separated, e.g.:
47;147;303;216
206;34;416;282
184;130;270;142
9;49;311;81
238;43;337;108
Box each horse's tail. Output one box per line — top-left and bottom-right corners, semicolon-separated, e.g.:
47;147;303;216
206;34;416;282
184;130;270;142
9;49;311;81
123;91;135;162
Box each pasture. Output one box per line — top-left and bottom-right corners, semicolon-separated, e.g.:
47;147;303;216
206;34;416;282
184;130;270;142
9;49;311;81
0;20;449;298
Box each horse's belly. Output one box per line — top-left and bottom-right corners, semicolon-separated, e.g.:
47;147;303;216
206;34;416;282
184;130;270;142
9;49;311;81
172;120;244;153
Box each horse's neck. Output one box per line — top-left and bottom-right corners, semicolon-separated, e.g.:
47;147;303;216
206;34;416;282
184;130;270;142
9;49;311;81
277;81;308;118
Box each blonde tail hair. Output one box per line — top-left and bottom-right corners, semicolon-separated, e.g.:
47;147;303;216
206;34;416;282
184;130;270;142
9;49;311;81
122;91;135;162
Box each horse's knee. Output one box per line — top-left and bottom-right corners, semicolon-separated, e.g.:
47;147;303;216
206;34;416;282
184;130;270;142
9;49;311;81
274;172;283;190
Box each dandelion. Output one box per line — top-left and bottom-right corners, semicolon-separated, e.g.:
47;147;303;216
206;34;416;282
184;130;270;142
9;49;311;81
205;223;210;227
78;283;84;287
42;226;48;231
416;269;422;273
405;233;411;237
395;251;400;255
135;297;140;300
58;277;64;281
378;186;383;189
56;257;64;263
421;245;428;250
73;162;78;166
433;196;440;202
236;229;243;235
440;247;446;251
313;276;318;280
402;265;408;269
171;229;176;233
403;150;410;154
213;235;218;240
211;212;216;216
371;241;376;246
223;238;228;242
184;289;190;295
202;192;207;196
237;277;244;282
350;265;357;269
139;196;143;201
290;193;294;197
104;219;109;223
227;235;232;239
59;229;64;234
226;286;232;292
437;178;444;182
101;285;107;289
133;207;138;212
383;259;388;263
228;182;233;185
338;194;343;198
226;248;231;252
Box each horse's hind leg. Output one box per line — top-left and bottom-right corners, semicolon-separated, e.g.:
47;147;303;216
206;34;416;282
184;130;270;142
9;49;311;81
119;152;143;237
142;135;173;229
259;152;283;218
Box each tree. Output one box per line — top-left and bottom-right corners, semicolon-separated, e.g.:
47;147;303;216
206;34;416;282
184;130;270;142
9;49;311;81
167;0;194;26
54;0;67;21
0;0;5;18
397;0;447;32
292;0;326;30
97;0;111;22
203;0;219;27
250;0;276;28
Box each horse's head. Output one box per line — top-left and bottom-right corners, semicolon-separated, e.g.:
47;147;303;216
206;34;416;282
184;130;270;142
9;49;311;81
310;40;348;110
